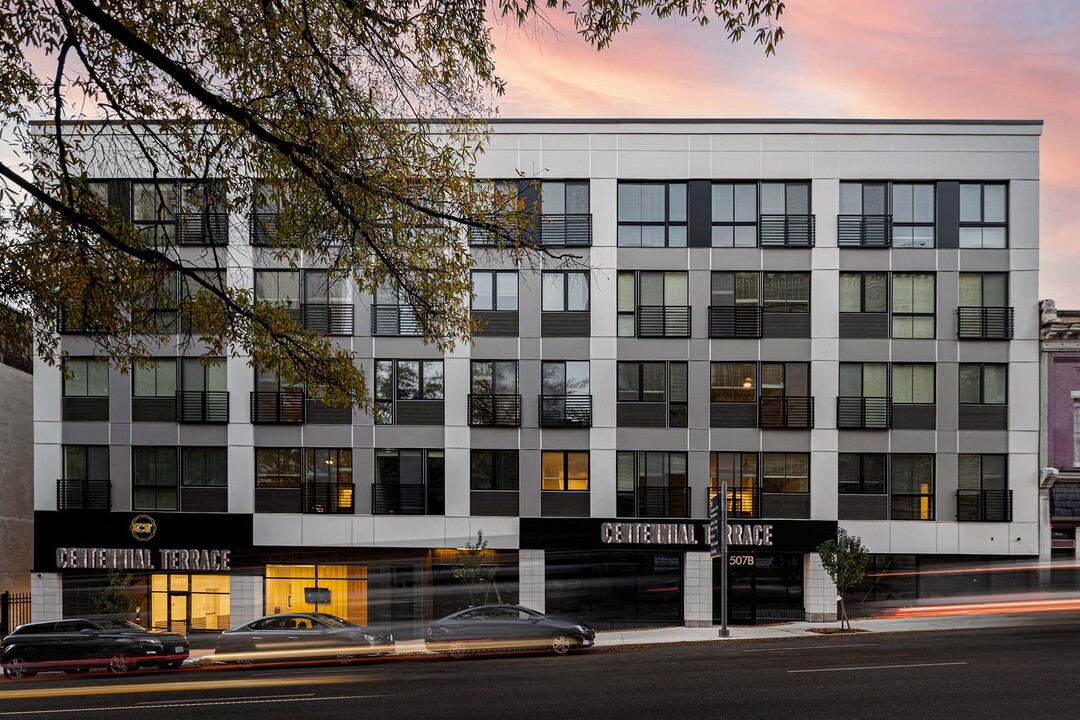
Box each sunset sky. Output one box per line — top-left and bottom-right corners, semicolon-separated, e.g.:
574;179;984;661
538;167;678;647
491;0;1079;305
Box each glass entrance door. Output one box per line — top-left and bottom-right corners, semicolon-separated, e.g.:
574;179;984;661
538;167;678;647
714;553;805;625
169;593;189;633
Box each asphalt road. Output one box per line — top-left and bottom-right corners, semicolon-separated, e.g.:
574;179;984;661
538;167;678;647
2;615;1078;719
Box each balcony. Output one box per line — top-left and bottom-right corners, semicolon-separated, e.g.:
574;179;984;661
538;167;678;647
177;212;229;246
956;307;1015;340
57;309;105;335
370;304;421;336
956;489;1013;522
759;214;815;247
759;396;815;429
540;213;592;247
708;306;763;339
57;479;111;511
538;395;593;427
836;396;892;429
301;303;354;335
636;305;691;339
837;214;893;247
302;483;354;514
176;391;229;423
249;212;280;246
707;486;760;519
468;394;522;427
250;390;305;424
617;487;692;518
372;483;432;515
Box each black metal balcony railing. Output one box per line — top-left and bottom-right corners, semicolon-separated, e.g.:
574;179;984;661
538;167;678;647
836;396;892;429
540;213;593;247
372;483;428;515
759;396;815;429
759;214;816;247
176;390;229;423
617;487;692;518
636;305;691;338
538;394;593;427
468;394;522;427
956;307;1015;340
57;309;105;334
177;212;230;245
249;212;280;246
302;483;355;514
707;305;763;339
837;214;893;247
370;304;422;336
250;390;306;424
707;486;760;518
57;479;111;511
301;303;354;335
956;489;1013;522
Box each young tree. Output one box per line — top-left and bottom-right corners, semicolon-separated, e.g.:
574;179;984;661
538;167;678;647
816;528;870;631
0;1;785;412
93;570;138;617
453;530;500;607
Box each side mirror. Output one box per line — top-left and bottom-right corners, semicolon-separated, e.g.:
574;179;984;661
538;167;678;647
80;628;97;636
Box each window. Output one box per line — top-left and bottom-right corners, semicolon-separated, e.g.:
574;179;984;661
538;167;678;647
959;364;1006;405
891;364;935;404
181;357;226;392
890;454;934;520
959;273;1008;308
64;445;109;480
711;183;758;247
181;447;227;487
710;272;760;307
133;359;177;397
958;454;1007;491
374;360;444;423
542;361;590;396
471;361;518;395
710;453;758;490
959;183;1007;248
303;270;352;305
133;447;178;511
255;368;301;393
63;357;109;397
542;272;590;312
617;362;688;427
471;271;518;311
135;271;179;332
617;182;687;247
710;363;758;403
839;182;888;217
891;183;935;247
541;451;589;491
891;273;935;338
762;273;810;313
761;453;809;493
760;182;810;216
305;449;353;485
255;270;301;309
132;182;176;244
374;449;445;514
471;450;519;490
759;362;810;397
255;448;302;488
541;181;589;215
839;363;888;398
839;272;888;313
617;452;688;488
617;271;689;337
838;454;886;494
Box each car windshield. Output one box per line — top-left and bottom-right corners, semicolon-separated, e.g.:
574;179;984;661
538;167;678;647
312;613;352;627
91;618;146;631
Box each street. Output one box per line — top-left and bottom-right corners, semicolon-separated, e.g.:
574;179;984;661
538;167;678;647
1;614;1077;719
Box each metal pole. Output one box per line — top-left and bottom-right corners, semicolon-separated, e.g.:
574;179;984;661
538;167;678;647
718;480;730;638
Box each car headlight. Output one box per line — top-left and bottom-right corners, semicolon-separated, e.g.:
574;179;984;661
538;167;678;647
144;638;163;645
360;633;378;643
574;625;591;635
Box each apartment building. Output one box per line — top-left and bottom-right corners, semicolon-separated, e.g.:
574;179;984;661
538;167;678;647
32;119;1041;633
1039;299;1080;560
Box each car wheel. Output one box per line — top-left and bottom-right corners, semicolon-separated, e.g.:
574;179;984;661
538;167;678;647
448;642;467;660
3;655;35;679
550;634;574;655
337;653;355;666
64;667;91;675
108;652;134;674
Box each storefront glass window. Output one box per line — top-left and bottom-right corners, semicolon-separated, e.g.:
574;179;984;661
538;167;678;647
264;564;368;626
150;573;230;632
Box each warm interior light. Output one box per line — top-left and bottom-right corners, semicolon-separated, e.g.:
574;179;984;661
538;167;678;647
742;377;754;389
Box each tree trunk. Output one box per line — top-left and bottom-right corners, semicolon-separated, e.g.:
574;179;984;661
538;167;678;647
839;596;849;631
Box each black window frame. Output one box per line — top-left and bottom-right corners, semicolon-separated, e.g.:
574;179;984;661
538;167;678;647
838;453;887;495
839;271;889;314
470;270;518;311
711;361;810;403
374;359;445;424
710;181;812;248
616;181;688;248
616;451;689;491
761;452;810;494
889;454;935;521
541;271;590;312
617;270;689;338
890;363;936;404
132;446;179;511
616;361;688;428
541;450;590;492
959;182;1009;249
63;445;110;481
839;181;936;248
255;447;303;488
890;272;936;339
62;357;109;397
958;272;1009;308
470;449;520;491
958;363;1008;405
132;358;177;398
181;446;228;488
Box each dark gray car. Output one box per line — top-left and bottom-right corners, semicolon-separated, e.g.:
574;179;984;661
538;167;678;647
1;617;189;679
214;613;393;666
425;605;595;657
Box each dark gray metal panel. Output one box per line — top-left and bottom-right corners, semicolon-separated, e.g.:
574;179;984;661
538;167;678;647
709;403;758;428
761;493;811;519
254;488;302;513
762;312;811;338
958;405;1009;431
62;397;110;422
838;495;889;520
893;404;937;430
687;180;711;248
937;181;960;249
305;399;353;425
181;487;228;513
131;397;176;422
397;400;445;426
541;311;591;337
473;310;519;337
541;491;591;517
839;313;890;339
518;179;540;246
617;402;667;428
470;491;520;516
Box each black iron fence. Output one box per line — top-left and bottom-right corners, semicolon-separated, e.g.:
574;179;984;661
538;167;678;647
836;396;892;429
0;592;31;637
636;305;691;338
303;483;355;514
759;214;816;247
616;487;692;518
759;396;815;429
250;390;306;424
176;391;229;423
707;306;763;338
956;306;1015;340
539;213;593;247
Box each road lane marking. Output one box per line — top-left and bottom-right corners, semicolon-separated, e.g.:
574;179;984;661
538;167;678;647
0;694;391;716
744;643;879;653
137;693;315;705
788;661;968;674
0;674;365;701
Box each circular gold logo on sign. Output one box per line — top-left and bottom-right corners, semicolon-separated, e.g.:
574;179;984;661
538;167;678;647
130;515;157;542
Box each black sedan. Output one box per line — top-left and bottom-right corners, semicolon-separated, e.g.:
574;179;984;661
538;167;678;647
214;613;394;666
1;617;189;679
425;605;595;657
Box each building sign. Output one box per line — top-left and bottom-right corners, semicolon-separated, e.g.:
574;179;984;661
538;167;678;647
130;515;157;541
601;522;697;545
55;547;232;571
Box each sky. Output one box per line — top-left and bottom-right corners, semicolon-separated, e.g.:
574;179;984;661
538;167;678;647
489;0;1080;305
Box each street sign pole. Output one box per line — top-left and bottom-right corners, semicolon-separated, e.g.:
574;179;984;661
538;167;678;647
718;479;729;638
